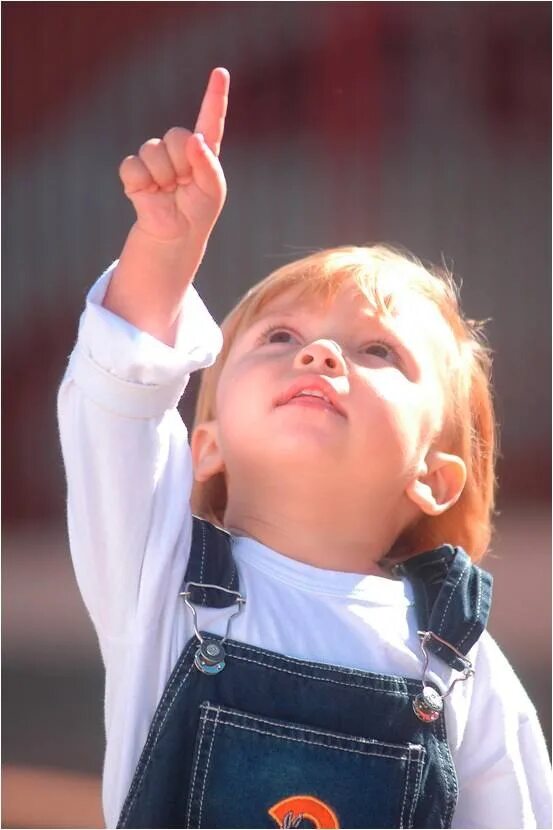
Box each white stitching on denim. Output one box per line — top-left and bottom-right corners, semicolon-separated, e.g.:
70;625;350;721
120;642;197;823
230;652;409;696
230;639;396;676
226;556;237;591
154;665;197;761
226;641;415;688
435;716;456;826
408;746;425;829
399;744;411;828
457;567;482;650
125;661;195;820
196;636;417;690
120;642;195;823
198;706;220;827
202;705;416;752
200;713;410;761
196;516;238;599
186;707;209;828
433;723;448;816
201;707;409;755
444;714;459;824
200;521;207;604
436;562;469;636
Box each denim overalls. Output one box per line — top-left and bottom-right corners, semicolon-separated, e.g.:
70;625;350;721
118;516;492;829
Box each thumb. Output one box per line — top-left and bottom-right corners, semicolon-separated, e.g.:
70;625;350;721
187;132;226;201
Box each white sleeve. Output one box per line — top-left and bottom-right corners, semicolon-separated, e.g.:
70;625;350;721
452;632;552;829
57;260;223;644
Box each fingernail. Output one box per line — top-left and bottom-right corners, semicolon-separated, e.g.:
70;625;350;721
195;132;205;144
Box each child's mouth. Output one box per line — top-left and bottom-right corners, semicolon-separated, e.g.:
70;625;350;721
276;379;348;418
282;395;343;415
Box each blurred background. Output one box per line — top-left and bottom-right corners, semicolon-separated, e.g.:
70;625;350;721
3;2;551;827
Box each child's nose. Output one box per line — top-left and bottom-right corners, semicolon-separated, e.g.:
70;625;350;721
293;339;346;373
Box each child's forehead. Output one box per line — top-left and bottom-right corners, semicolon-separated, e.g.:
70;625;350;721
252;281;382;319
249;279;428;324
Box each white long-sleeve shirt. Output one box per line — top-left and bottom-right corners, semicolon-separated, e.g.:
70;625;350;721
58;261;552;829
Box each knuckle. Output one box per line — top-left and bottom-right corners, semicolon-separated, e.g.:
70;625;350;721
138;138;163;157
119;155;139;177
163;126;191;143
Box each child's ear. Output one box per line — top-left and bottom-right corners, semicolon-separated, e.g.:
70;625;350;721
405;451;467;517
190;421;225;482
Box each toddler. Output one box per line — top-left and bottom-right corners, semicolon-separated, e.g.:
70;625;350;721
58;68;551;828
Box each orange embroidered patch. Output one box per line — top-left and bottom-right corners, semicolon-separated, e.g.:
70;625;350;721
268;795;340;828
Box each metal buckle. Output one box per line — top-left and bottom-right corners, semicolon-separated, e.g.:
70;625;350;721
180;582;246;676
413;630;475;723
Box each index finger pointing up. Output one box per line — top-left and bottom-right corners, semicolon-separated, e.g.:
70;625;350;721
194;67;230;157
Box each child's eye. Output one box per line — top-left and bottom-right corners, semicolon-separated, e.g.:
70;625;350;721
257;325;299;345
363;341;399;364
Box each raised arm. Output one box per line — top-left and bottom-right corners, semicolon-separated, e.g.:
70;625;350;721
103;67;230;346
58;70;226;639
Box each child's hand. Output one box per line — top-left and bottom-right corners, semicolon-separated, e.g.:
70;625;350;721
119;68;229;244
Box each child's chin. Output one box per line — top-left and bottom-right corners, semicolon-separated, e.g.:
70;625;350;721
264;426;347;459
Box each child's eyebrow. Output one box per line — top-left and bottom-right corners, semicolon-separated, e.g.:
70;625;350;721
253;303;318;321
255;308;300;320
245;307;317;331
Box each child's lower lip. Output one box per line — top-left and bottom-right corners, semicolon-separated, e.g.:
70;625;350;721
282;397;343;415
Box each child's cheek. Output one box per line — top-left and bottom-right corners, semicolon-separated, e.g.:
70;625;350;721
363;370;419;410
363;377;433;454
215;372;267;446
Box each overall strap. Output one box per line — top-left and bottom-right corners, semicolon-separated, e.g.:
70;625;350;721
397;546;493;671
182;515;240;607
183;518;493;671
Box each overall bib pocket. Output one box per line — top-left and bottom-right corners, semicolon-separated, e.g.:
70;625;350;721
186;701;426;829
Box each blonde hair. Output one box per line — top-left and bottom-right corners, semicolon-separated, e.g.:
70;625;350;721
191;244;497;563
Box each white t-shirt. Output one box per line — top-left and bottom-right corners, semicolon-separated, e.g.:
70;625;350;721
58;261;552;829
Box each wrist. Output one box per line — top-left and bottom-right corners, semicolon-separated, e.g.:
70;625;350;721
102;223;210;346
129;222;209;274
130;220;194;252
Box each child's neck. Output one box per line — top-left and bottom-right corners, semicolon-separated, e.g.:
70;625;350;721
224;488;413;578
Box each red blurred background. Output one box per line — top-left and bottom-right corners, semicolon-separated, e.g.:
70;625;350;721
3;3;551;827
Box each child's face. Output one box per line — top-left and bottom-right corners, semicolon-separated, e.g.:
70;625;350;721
198;279;456;514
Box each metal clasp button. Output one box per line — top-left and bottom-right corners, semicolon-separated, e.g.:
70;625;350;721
180;582;246;676
413;630;475;723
